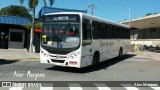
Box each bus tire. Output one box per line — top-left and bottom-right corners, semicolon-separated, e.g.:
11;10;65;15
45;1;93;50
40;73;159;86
92;52;100;67
118;48;123;59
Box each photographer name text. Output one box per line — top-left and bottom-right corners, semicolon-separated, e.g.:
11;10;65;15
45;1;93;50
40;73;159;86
13;71;45;80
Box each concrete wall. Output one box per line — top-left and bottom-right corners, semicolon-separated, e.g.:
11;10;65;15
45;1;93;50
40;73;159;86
130;28;160;46
131;28;160;40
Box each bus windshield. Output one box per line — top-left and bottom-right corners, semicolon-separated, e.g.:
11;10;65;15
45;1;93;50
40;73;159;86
41;22;80;49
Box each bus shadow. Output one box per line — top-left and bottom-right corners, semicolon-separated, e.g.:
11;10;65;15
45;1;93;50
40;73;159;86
46;54;136;73
0;59;19;65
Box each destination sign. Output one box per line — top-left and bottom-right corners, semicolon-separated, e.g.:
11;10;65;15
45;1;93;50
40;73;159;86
44;15;80;22
53;16;69;21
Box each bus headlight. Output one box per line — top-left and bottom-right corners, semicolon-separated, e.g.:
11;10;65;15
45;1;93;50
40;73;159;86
41;50;49;57
69;51;79;59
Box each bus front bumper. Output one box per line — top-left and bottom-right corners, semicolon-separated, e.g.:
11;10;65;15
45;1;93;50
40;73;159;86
40;53;81;68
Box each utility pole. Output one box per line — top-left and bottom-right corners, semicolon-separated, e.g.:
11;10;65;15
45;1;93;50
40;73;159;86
88;4;95;15
91;4;94;15
129;8;131;28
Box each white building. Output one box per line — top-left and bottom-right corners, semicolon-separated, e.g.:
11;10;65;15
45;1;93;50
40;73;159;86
121;13;160;46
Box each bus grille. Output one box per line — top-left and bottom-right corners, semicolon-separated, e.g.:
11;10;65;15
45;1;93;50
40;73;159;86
49;55;67;59
51;59;65;63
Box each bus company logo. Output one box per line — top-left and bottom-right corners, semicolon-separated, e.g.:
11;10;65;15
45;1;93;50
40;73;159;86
56;55;60;59
2;82;11;87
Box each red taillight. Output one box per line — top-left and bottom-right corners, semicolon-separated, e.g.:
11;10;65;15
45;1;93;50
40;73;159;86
69;61;77;65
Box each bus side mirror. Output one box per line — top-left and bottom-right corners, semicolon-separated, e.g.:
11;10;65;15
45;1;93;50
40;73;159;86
82;40;92;46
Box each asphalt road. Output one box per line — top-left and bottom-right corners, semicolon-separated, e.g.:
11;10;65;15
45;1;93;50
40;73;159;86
0;54;160;90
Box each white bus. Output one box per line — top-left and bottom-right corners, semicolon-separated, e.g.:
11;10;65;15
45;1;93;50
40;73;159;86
40;12;130;68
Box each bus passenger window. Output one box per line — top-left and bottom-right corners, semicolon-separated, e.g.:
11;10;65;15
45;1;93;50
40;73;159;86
92;21;99;39
108;24;113;39
82;19;91;40
82;19;92;45
100;22;107;39
127;29;130;39
119;28;123;39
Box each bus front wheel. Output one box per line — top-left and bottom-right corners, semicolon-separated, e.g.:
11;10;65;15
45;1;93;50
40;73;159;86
92;52;100;67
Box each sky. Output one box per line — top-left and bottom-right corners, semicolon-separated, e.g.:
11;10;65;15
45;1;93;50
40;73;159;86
0;0;160;22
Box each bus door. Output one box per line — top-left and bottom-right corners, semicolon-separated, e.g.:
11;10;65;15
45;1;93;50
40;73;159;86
82;19;92;65
9;29;25;49
0;30;9;49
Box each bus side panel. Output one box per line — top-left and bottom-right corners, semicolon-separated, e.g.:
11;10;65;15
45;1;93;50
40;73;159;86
122;39;131;55
81;45;93;67
99;39;130;62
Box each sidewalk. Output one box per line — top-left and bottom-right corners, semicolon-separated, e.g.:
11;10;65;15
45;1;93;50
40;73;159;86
130;51;160;61
0;49;40;60
138;52;160;61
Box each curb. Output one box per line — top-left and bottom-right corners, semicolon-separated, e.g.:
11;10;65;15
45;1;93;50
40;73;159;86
153;57;160;61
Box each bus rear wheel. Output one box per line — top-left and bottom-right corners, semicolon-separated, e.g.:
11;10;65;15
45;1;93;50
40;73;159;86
92;52;99;67
118;48;123;59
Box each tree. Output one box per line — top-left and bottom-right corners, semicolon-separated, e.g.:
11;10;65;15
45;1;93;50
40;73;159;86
19;0;38;52
19;0;54;7
18;0;55;52
146;13;158;16
146;13;152;16
0;5;32;19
